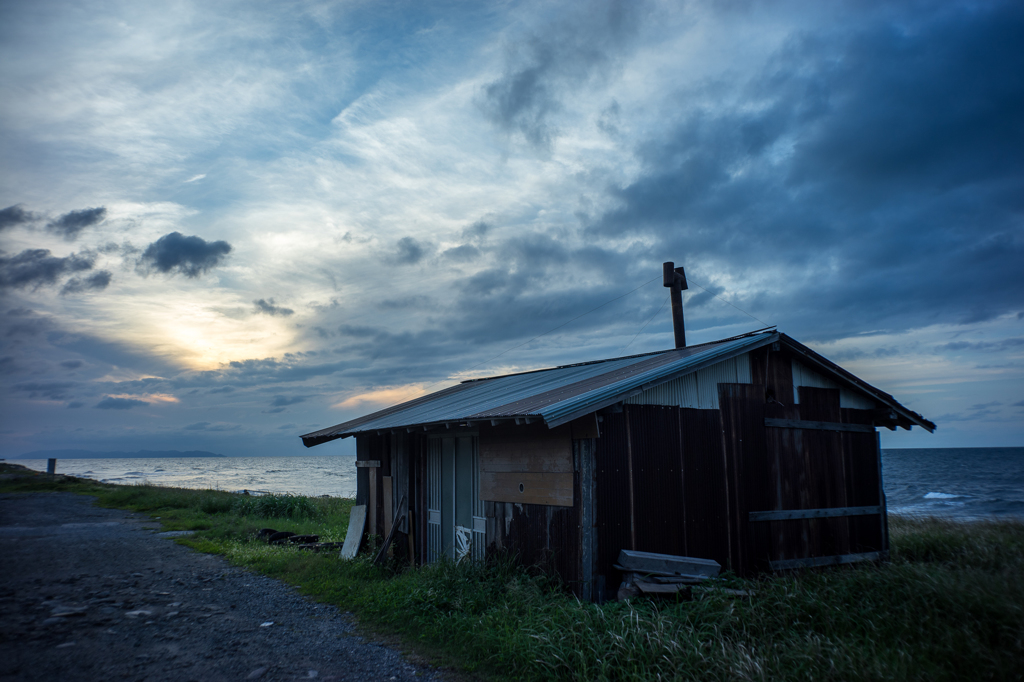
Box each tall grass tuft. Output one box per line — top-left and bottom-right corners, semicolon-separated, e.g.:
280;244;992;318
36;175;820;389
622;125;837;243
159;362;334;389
233;493;321;520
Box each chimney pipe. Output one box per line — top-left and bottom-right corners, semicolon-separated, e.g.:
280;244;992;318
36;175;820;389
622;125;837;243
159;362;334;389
662;261;688;348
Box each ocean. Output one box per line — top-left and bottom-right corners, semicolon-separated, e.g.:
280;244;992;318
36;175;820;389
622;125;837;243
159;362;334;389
10;447;1024;520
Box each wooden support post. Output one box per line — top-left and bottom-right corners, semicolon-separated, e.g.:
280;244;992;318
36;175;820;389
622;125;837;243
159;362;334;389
368;467;377;539
46;459;56;475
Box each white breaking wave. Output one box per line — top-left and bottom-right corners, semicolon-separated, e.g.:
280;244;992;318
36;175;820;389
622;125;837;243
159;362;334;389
924;492;962;499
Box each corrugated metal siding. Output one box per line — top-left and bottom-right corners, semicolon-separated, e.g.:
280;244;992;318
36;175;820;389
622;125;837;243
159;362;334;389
627;405;685;557
793;359;876;410
594;410;633;587
594;405;735;592
626;354;753;409
625;372;699;407
426;439;442;563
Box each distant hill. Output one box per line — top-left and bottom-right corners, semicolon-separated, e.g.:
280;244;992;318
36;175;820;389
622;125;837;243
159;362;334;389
10;449;226;459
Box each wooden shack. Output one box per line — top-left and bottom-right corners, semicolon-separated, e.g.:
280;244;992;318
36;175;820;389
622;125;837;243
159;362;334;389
301;328;933;601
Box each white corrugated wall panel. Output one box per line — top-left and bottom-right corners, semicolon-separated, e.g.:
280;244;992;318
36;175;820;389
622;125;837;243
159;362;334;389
695;358;741;409
792;359;877;409
628;355;754;409
626;372;699;407
735;352;752;383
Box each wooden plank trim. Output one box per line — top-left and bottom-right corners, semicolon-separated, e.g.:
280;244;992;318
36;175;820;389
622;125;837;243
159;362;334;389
749;505;882;522
764;418;874;433
770;551;881;571
478;471;573;507
355;460;381;468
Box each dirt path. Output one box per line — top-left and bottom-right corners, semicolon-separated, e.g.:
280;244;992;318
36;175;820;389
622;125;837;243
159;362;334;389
0;493;448;681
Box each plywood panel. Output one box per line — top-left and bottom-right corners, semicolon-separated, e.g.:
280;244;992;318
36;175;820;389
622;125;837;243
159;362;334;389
479;423;572;473
479;471;574;506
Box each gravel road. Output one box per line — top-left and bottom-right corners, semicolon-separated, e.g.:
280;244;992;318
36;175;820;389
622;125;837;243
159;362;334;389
0;492;449;681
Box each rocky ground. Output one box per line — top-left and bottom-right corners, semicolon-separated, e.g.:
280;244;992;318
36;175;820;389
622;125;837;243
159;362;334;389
0;492;449;681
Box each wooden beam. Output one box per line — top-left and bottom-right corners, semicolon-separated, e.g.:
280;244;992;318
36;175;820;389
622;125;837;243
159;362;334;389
355;460;381;468
764;418;874;433
478;471;573;507
749;505;882;522
770;551;881;571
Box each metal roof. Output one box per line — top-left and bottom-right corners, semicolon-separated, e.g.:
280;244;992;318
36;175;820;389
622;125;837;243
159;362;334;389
301;330;778;446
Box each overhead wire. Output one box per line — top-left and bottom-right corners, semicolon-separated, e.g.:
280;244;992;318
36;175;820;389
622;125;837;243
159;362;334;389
618;292;670;355
685;273;772;328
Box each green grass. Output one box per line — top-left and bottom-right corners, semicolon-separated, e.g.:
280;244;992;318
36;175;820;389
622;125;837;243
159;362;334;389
2;463;1022;680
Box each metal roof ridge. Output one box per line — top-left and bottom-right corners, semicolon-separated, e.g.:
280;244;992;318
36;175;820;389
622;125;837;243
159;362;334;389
460;326;777;384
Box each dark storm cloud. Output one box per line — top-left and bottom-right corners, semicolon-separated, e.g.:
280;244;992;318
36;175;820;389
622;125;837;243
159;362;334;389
139;232;232;278
60;270;112;296
47;207;106;240
0;249;95;291
480;0;643;147
389;236;429;265
95;396;148;410
253;298;294;316
589;1;1024;339
0;205;36;230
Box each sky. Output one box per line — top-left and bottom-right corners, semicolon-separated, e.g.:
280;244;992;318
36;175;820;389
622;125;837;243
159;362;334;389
1;0;1022;458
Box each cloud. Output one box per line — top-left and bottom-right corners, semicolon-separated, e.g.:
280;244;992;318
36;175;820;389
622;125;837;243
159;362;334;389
95;396;148;409
1013;400;1024;408
938;338;1024;352
0;205;36;230
60;270;112;296
253;298;294;316
333;385;428;410
586;1;1024;339
66;401;84;409
139;232;232;278
47;207;107;240
208;386;235;394
480;0;643;147
389;236;428;265
13;381;77;400
184;421;239;431
0;249;95;291
270;394;307;407
59;360;83;369
442;244;481;262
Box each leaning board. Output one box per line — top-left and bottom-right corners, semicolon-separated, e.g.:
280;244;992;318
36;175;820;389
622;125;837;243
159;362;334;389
340;504;367;560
